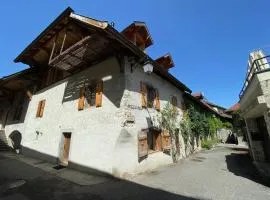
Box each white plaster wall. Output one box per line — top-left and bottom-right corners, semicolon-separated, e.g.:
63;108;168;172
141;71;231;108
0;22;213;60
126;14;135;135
4;56;197;177
112;61;187;177
5;57;125;174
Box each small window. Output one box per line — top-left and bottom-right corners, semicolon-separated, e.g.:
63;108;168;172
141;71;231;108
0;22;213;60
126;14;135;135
171;96;177;107
36;100;46;118
85;83;97;107
147;86;156;108
78;80;103;110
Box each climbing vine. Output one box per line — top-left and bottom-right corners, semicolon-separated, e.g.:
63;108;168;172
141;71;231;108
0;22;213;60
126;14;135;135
157;103;179;162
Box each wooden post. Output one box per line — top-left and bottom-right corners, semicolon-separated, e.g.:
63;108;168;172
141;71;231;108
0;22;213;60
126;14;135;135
60;30;67;54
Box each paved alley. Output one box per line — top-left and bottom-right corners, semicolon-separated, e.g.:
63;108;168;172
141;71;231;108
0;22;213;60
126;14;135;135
0;145;269;200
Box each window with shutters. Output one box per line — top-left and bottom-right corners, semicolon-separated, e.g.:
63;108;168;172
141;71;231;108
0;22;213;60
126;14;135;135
140;81;160;111
36;100;46;118
78;80;103;110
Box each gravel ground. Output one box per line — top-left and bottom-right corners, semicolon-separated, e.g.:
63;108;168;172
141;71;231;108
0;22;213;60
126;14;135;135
132;144;270;200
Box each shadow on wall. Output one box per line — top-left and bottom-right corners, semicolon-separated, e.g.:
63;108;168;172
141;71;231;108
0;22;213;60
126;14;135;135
9;130;22;150
4;145;201;200
225;149;270;187
5;96;30;126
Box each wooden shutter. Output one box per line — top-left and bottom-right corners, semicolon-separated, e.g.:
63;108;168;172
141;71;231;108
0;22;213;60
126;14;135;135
162;130;171;151
155;89;160;111
39;100;46;117
78;86;85;110
36;101;42;117
138;129;148;160
140;81;147;108
95;81;103;107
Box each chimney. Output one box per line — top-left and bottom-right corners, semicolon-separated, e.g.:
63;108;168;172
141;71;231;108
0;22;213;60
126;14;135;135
155;54;174;71
122;21;153;51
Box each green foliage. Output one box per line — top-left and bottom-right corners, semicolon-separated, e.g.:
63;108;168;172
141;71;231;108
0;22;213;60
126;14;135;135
208;117;223;138
180;111;192;144
158;103;179;162
188;104;209;137
158;103;178;136
201;138;219;149
223;122;233;129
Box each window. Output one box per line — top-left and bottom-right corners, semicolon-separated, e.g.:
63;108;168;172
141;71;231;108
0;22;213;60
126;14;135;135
85;84;97;107
78;80;103;110
36;100;46;118
147;85;156;108
171;96;177;107
140;81;160;111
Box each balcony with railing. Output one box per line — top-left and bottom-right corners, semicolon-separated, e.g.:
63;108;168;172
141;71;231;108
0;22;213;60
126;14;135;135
239;51;270;98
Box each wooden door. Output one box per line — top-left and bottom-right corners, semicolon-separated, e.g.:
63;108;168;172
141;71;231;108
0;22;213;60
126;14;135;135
153;131;162;151
62;132;71;165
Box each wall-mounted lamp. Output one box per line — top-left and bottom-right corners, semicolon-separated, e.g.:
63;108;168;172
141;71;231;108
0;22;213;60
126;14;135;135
143;62;153;75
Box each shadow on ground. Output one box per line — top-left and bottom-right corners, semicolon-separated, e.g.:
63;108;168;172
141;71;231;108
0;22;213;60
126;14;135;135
0;154;201;200
225;149;270;187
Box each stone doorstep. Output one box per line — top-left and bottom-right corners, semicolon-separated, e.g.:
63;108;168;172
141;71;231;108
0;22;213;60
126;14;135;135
0;152;110;186
253;161;270;180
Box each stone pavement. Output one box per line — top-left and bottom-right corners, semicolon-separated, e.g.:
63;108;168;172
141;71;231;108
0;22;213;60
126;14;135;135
0;145;270;200
132;144;270;200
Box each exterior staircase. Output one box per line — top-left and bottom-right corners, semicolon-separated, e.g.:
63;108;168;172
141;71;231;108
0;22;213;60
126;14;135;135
0;130;11;151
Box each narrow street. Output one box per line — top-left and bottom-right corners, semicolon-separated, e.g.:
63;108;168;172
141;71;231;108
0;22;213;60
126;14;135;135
0;145;269;200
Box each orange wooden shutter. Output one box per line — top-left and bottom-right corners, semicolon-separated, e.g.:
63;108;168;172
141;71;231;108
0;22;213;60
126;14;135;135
155;89;160;111
140;81;147;108
78;87;85;110
162;130;171;151
95;81;103;107
138;130;148;161
36;101;42;117
39;100;46;117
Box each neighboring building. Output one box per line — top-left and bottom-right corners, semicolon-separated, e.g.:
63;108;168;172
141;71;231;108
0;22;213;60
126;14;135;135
191;92;232;121
0;8;200;177
239;49;270;163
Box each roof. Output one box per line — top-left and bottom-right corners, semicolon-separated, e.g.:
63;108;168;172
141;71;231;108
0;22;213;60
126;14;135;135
192;92;204;99
155;53;175;70
186;92;232;119
225;103;240;113
13;7;192;94
121;21;153;49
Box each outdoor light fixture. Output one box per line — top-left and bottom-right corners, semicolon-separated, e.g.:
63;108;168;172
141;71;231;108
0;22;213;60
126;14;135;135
143;62;153;74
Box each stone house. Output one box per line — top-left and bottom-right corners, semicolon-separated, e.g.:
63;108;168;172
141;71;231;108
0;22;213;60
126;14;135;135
0;7;202;177
239;50;270;163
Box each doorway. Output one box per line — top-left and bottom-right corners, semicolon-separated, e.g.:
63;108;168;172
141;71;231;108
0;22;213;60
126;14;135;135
60;132;72;166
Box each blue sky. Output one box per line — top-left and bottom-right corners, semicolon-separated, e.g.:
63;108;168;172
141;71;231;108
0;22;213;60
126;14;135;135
1;0;270;108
